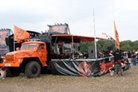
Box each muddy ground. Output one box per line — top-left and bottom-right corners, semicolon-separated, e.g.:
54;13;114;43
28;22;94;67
0;65;138;92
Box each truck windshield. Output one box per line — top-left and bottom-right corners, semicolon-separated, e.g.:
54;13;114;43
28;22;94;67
21;44;38;50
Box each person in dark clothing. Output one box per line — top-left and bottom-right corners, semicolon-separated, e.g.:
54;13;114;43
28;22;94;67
131;50;137;66
113;49;122;63
113;49;124;75
128;51;131;58
127;51;132;66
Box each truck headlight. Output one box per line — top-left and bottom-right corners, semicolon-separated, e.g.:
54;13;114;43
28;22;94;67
18;59;21;62
3;59;6;63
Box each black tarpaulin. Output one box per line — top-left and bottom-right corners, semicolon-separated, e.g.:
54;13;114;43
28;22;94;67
49;59;103;76
49;57;115;77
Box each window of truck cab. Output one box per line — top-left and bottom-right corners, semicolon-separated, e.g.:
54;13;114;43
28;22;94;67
21;43;38;50
39;44;44;50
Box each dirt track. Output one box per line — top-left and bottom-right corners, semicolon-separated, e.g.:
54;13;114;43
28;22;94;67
0;66;138;92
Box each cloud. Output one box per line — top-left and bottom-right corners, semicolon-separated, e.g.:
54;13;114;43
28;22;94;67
0;0;138;41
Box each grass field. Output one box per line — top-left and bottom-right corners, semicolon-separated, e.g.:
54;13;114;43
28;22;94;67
0;66;138;92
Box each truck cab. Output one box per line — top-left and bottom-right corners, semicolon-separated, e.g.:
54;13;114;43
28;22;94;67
0;39;48;78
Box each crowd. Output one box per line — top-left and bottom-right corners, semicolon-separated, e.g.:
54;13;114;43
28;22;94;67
107;49;138;76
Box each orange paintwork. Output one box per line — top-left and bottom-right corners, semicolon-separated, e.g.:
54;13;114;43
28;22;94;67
100;60;114;73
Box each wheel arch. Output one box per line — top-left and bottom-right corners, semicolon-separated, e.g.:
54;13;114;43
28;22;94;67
20;57;42;71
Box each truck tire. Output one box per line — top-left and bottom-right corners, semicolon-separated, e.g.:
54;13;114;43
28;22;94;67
6;68;13;77
25;61;41;78
6;68;21;77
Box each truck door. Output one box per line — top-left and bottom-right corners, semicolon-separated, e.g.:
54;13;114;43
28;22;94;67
38;44;47;65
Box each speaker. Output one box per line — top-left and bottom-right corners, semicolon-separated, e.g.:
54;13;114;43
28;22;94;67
88;45;99;59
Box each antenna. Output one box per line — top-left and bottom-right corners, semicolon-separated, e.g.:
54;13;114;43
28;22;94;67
93;8;97;60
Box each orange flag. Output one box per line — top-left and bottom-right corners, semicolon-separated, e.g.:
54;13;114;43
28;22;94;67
14;25;30;43
114;21;120;49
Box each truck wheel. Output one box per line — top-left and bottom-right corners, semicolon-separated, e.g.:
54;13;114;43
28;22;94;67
25;61;41;78
6;68;21;77
6;68;13;77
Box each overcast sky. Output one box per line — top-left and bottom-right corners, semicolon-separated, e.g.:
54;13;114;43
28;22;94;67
0;0;138;41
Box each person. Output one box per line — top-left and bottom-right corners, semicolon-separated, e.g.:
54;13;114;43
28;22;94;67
113;49;124;75
123;52;128;59
127;51;132;67
0;67;6;79
121;59;127;70
109;64;115;76
127;51;131;60
131;50;137;66
109;50;113;56
113;49;122;63
123;58;130;70
109;58;127;75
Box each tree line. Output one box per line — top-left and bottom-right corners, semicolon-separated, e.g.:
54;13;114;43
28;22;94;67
80;39;138;53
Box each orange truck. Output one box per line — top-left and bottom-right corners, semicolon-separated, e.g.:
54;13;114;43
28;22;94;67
0;39;49;78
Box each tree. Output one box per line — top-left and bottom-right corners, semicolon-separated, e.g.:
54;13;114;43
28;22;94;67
132;40;138;51
80;39;138;53
120;40;133;51
80;41;92;52
97;40;115;52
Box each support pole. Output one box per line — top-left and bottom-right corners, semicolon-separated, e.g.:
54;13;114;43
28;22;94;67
93;9;97;60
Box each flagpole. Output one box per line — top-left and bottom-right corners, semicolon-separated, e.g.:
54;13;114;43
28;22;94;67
93;9;97;60
71;35;74;59
13;39;15;51
13;26;15;51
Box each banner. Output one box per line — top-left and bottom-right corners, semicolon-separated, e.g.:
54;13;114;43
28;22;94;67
114;21;120;49
14;25;30;43
49;57;114;76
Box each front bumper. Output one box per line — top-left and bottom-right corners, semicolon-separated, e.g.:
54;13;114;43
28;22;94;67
0;63;20;67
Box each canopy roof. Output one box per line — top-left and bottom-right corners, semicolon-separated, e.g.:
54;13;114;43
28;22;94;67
52;34;105;43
